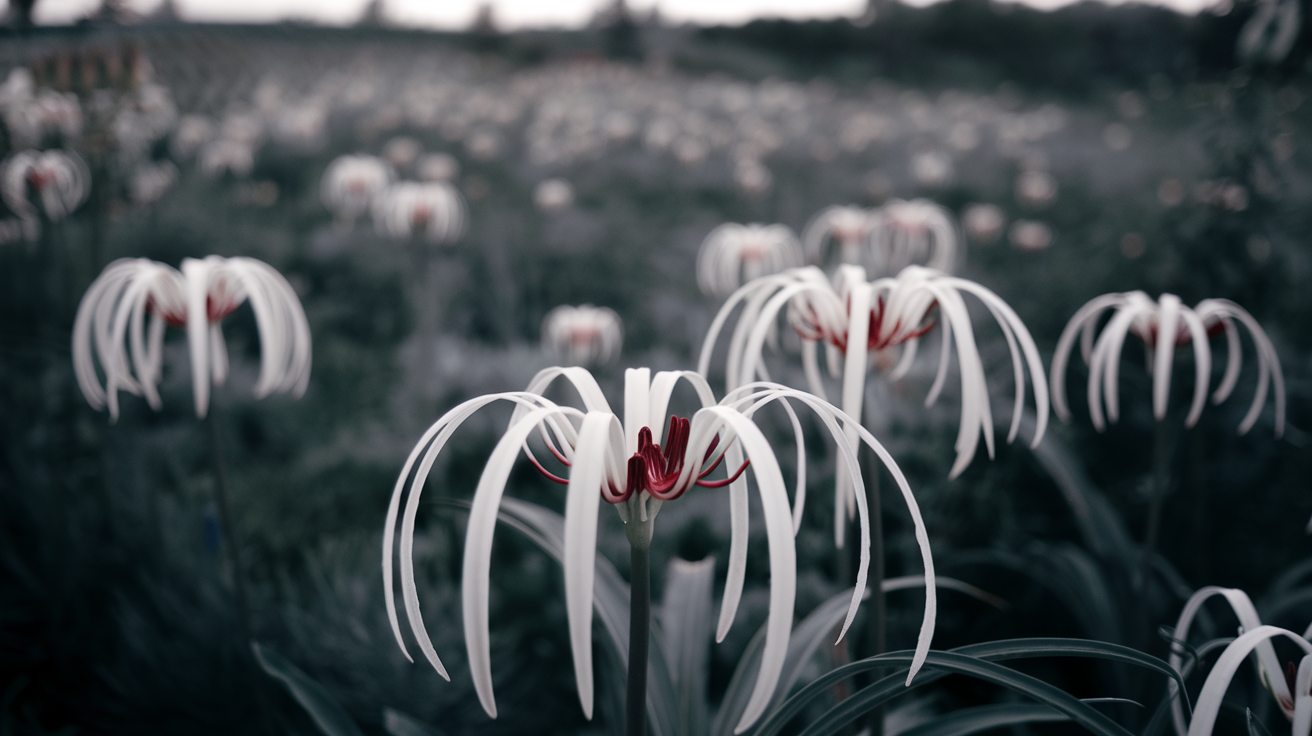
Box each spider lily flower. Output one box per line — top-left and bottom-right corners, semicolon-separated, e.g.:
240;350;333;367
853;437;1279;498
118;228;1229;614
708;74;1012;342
803;205;880;267
371;181;466;244
1050;291;1285;436
1;149;90;222
696;222;804;299
870;199;959;276
382;367;936;733
72;256;311;421
1167;586;1312;736
320;154;393;223
541;304;623;367
699;264;1047;493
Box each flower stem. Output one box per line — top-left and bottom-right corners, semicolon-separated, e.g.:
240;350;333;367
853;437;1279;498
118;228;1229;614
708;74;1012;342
1136;418;1176;650
207;411;253;642
626;521;652;736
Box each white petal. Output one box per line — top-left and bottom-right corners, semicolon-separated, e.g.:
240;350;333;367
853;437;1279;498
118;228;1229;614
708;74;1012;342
1187;626;1312;736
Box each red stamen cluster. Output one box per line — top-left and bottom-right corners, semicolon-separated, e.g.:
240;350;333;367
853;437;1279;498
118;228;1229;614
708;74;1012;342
529;415;750;504
793;296;938;355
1132;319;1227;348
146;292;241;329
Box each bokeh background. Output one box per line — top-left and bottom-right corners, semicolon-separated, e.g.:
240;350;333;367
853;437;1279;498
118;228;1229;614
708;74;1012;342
0;2;1310;734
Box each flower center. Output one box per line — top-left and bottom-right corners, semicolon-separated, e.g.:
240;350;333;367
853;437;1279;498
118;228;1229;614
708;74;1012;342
793;296;938;355
1131;318;1225;347
528;414;750;504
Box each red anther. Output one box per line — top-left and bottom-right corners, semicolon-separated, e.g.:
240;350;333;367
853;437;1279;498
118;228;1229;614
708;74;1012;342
526;450;570;485
145;296;186;327
702;433;721;462
696;459;751;488
1287;661;1298;697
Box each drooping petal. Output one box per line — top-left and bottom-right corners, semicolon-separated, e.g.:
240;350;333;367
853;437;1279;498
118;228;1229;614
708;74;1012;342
181;258;215;418
1186;626;1312;736
1177;306;1211;428
562;412;624;720
1050;293;1126;423
1152;294;1181;422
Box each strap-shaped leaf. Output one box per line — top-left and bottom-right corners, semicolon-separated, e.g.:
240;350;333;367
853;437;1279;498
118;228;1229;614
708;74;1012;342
382;707;447;736
897;703;1069;736
252;642;366;736
661;557;716;736
755;638;1187;736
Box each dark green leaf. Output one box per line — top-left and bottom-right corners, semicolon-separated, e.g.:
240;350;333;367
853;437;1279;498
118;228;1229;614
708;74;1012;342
251;641;366;736
382;707;447;736
897;703;1069;736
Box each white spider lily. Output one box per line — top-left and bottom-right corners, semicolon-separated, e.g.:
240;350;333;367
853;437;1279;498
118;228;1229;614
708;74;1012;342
870;199;959;275
696;223;804;299
803;205;880;267
1;149;90;222
1168;586;1312;736
541;304;623;367
320;154;393;222
371;181;466;244
382;367;936;733
699;264;1047;528
72;256;311;421
1050;291;1285;436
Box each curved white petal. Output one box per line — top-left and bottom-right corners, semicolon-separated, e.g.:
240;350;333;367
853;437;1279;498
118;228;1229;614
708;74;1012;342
1187;626;1312;736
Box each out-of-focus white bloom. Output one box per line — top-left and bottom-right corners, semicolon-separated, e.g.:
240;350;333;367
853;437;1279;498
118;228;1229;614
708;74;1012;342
700;265;1048;484
73;256;311;421
320;154;393;222
382;136;423;170
1237;0;1302;64
1050;291;1284;435
171;114;215;160
803;205;880;267
220;111;263;146
1008;220;1053;251
697;223;803;299
734;159;772;194
1;149;90;221
198;139;255;179
533;178;574;212
465;130;501;161
415;152;459;182
1015;169;1057;208
128;160;178;206
542;305;623;367
271;104;328;151
382;366;936;732
372;181;465;244
870;199;959;275
963;203;1006;244
910;151;953;187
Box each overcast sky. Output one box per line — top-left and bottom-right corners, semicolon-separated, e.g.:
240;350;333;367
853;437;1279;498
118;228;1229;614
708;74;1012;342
14;0;1220;29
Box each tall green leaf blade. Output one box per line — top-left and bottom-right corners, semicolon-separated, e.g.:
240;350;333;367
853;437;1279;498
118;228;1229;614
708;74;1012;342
661;556;716;736
897;703;1069;736
382;707;448;736
796;651;1132;736
754;638;1187;736
251;642;366;736
1247;708;1275;736
710;622;768;736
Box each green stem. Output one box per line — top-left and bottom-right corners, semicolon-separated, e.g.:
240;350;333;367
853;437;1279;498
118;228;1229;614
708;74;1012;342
626;521;651;736
207;411;253;642
1136;419;1175;650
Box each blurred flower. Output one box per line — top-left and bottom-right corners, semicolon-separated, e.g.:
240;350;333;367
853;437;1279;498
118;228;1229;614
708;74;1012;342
697;223;803;299
1050;292;1284;435
1015;169;1057;208
320;154;393;224
541;304;623;367
803;205;880;267
382;366;936;731
734;159;772;194
533;178;574;212
700;265;1048;483
1;149;90;222
73;256;311;420
128;160;178;206
910;150;953;187
1008;220;1053;251
1236;0;1302;64
372;181;466;244
962;203;1006;244
415;152;459;182
170;114;214;160
870;199;959;275
198;139;255;179
382;136;423;170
